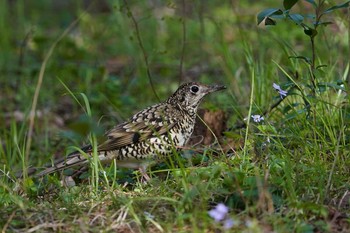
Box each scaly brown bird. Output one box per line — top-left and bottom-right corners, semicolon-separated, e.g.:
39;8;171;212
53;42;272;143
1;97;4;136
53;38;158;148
34;82;226;180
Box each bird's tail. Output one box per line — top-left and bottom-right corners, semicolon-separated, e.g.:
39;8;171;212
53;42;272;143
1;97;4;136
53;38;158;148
34;152;91;178
16;145;94;178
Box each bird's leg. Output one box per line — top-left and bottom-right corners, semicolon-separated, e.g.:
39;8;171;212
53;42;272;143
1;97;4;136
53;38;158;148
61;175;76;187
139;166;151;183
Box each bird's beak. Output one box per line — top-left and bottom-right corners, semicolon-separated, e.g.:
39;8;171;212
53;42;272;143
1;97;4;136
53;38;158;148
207;84;226;93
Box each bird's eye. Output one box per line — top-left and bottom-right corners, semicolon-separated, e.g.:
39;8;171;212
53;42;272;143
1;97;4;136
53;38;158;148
190;85;199;93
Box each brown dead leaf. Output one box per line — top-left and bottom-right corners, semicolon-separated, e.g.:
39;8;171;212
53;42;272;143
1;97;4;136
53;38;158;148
188;109;226;146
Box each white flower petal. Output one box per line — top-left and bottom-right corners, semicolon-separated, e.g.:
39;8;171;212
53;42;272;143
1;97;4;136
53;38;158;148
251;115;264;123
273;83;281;90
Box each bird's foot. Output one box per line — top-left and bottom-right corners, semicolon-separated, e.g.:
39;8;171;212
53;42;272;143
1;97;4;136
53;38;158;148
139;167;151;183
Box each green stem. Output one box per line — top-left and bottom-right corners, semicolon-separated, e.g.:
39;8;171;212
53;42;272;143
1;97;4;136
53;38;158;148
310;36;317;93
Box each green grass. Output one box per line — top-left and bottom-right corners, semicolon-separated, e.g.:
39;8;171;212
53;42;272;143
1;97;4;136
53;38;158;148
1;0;349;232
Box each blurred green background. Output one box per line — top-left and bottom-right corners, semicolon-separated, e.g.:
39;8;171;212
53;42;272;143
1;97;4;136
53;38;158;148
1;0;349;179
0;1;349;231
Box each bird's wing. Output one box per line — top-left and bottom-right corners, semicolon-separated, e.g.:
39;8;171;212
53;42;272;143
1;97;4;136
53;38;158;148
98;104;178;151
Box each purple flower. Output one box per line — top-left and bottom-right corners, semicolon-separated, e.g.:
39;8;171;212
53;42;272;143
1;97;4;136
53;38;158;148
223;218;235;229
273;83;288;99
251;115;264;123
208;203;228;222
209;203;236;230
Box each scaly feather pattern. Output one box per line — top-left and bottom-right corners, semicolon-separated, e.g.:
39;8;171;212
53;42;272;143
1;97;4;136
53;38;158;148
33;82;226;179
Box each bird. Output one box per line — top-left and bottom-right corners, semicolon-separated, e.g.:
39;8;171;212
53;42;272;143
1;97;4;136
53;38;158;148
33;82;226;180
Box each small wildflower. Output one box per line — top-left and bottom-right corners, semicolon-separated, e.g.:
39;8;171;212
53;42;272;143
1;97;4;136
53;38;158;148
251;115;264;123
208;203;228;222
245;219;254;228
144;211;155;219
223;218;235;229
209;203;236;230
273;83;288;99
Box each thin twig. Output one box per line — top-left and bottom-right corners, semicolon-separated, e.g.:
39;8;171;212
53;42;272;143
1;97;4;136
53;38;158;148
1;210;16;233
123;0;160;101
338;190;349;209
24;15;82;178
27;223;65;233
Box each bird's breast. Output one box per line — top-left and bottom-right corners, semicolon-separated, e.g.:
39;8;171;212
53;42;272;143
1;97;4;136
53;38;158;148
170;117;195;147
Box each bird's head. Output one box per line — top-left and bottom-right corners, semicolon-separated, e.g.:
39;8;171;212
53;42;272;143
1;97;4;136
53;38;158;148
167;82;226;115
